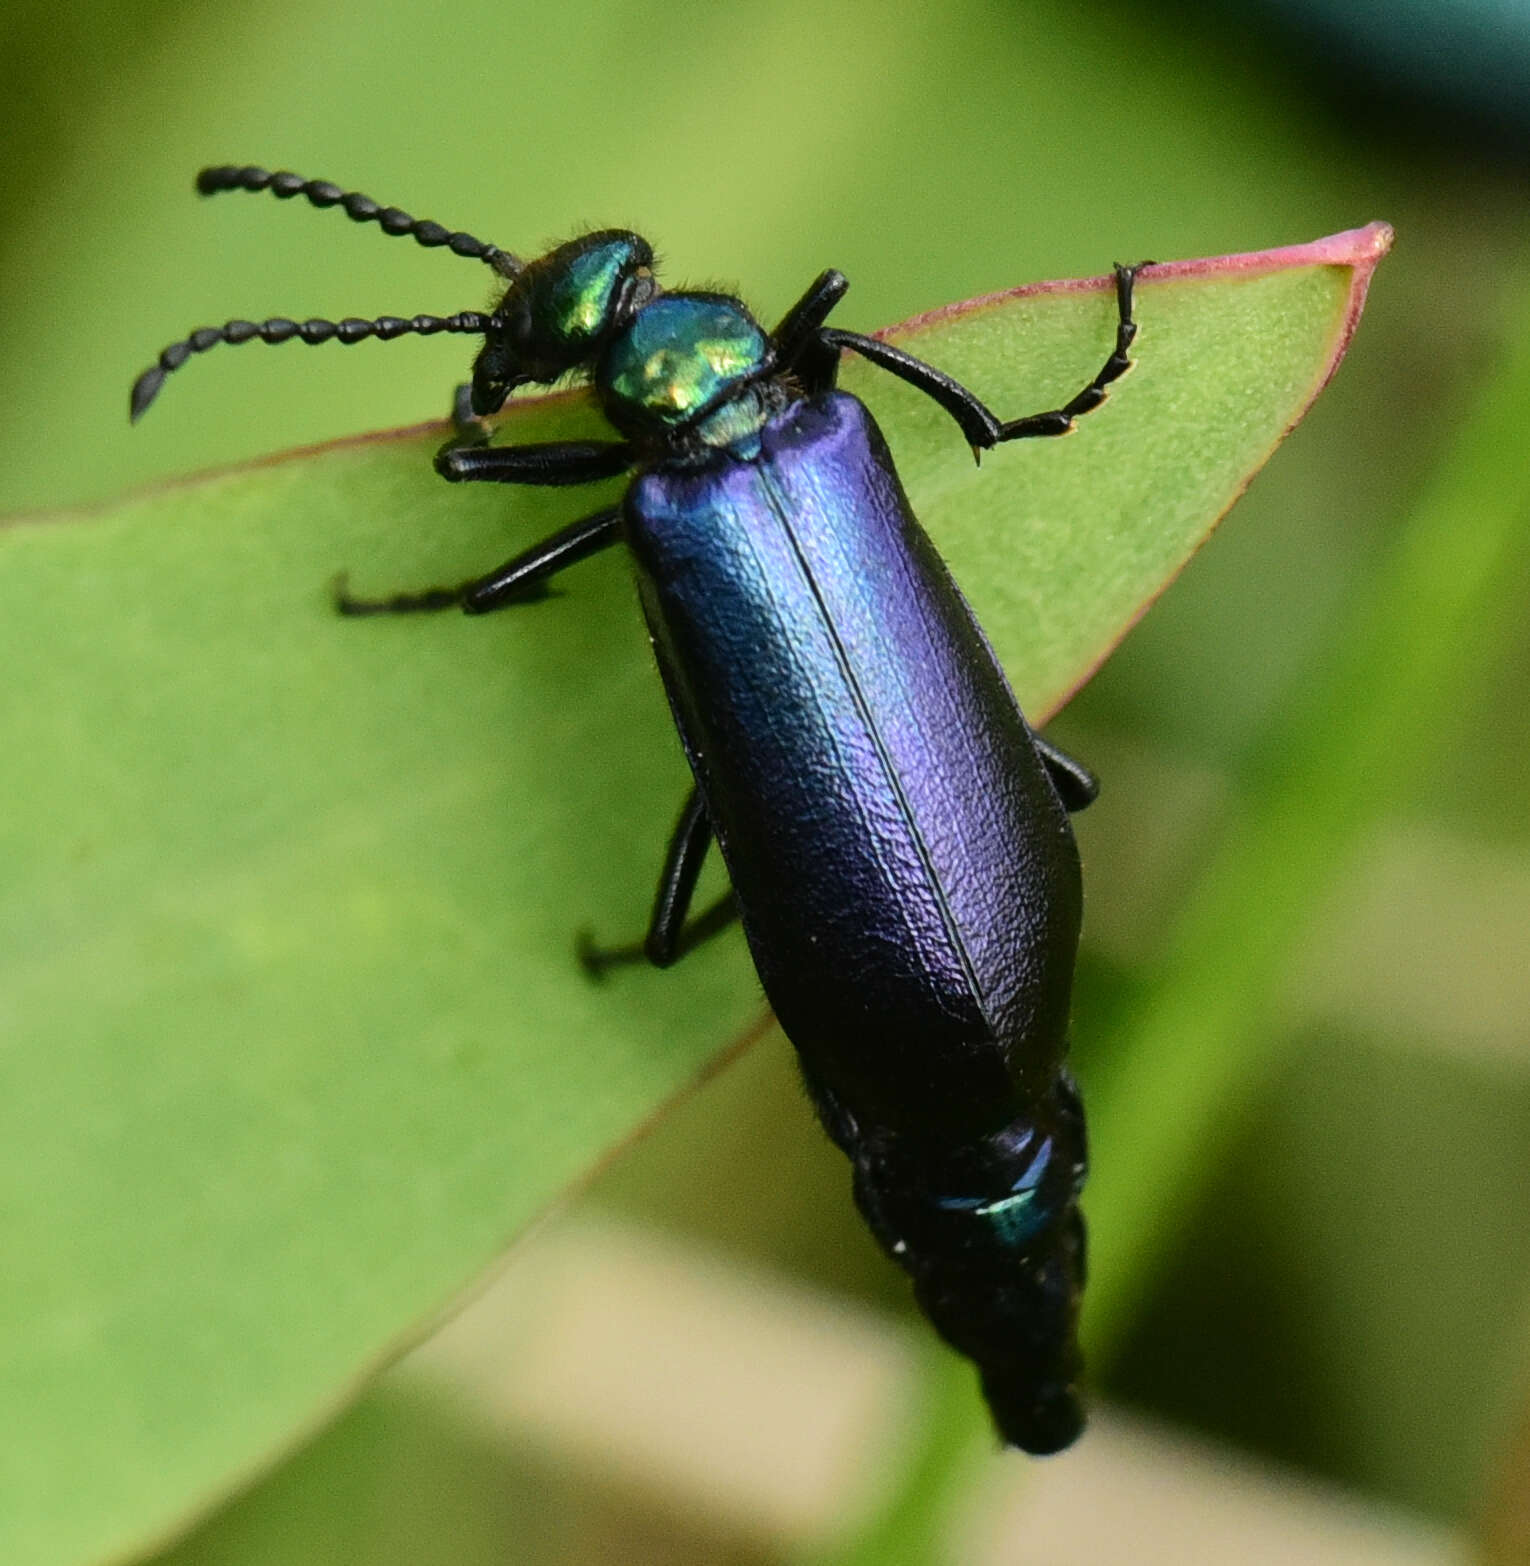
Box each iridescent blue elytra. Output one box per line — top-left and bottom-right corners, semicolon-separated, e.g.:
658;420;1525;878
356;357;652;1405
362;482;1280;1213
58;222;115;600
130;164;1147;1455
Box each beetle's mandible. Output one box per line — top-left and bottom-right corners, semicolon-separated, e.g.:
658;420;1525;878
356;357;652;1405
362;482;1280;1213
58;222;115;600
132;164;1148;1454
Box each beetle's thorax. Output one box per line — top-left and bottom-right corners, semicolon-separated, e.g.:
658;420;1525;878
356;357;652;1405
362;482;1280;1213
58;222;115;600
597;292;779;454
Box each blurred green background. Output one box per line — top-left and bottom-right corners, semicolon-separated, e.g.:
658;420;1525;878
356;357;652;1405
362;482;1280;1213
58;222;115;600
4;0;1529;1560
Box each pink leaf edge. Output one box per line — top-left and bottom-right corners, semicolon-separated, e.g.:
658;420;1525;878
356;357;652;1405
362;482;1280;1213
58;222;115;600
890;222;1393;323
4;226;1394;526
883;222;1393;396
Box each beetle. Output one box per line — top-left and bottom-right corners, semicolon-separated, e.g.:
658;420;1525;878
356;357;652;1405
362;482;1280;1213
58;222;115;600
132;164;1145;1454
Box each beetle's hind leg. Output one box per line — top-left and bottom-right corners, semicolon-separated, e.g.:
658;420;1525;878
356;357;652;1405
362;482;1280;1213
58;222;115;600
579;785;741;977
577;893;740;978
334;505;622;617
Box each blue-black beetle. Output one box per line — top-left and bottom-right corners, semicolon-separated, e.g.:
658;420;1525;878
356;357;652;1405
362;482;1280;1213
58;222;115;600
132;165;1145;1454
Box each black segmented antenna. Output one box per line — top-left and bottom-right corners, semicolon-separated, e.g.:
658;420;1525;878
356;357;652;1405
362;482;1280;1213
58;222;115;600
129;310;493;421
129;164;527;421
195;165;523;277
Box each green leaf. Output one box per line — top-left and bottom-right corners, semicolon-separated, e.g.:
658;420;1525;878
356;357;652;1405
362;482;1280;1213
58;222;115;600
0;225;1387;1566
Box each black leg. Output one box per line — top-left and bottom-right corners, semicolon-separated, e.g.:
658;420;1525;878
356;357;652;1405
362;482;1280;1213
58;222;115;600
578;786;742;977
820;329;1003;448
435;439;634;487
995;263;1147;440
446;381;491;447
774;269;850;349
641;786;715;966
820;262;1149;454
335;505;622;617
773;269;850;392
1031;734;1099;813
798;1062;862;1156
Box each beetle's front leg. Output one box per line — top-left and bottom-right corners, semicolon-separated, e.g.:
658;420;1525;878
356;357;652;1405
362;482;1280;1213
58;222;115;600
436;438;634;487
821;262;1150;454
993;262;1148;441
578;785;741;977
772;268;850;393
351;419;633;613
441;381;492;450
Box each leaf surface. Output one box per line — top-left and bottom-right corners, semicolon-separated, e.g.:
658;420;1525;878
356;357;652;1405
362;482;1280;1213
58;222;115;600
0;225;1389;1566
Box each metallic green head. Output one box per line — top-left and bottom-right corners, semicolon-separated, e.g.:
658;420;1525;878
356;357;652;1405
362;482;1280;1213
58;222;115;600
470;230;657;414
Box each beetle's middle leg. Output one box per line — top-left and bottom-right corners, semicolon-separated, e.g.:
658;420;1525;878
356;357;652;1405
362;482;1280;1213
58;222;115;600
579;784;741;977
334;505;622;616
1031;734;1099;813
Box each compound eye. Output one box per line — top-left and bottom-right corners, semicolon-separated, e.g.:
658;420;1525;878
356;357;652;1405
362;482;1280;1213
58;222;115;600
501;296;536;357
